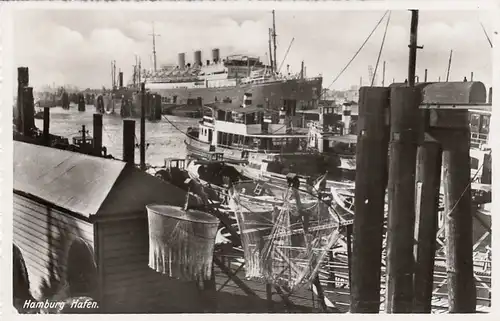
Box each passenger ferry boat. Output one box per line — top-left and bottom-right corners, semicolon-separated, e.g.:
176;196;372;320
184;94;355;191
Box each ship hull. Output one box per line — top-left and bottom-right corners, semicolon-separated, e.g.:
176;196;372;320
147;77;323;110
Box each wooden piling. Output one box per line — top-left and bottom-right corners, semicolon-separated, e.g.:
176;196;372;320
43;107;50;145
413;137;442;313
350;87;390;313
17;67;29;132
266;284;273;312
385;86;421;313
93;114;103;156
424;69;428;82
22;87;35;136
123;119;136;165
441;121;476;313
140;83;146;170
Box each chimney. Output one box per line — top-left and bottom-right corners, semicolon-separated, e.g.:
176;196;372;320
119;71;124;88
194;50;202;67
178;52;185;69
489;87;492;104
212;48;220;63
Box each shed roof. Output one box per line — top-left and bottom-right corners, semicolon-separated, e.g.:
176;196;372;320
14;141;125;217
14;142;190;218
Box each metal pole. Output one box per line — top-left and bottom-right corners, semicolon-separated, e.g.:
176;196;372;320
382;61;386;87
408;10;421;87
140;82;146;170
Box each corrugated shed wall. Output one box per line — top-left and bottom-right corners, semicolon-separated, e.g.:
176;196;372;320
99;217;205;313
13;194;95;301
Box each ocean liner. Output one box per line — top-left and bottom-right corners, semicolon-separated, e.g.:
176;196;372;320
142;11;323;111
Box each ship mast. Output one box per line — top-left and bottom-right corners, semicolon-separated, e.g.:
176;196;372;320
268;28;274;71
272;10;278;74
149;22;160;73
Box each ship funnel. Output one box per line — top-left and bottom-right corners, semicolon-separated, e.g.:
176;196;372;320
178;53;186;69
194;50;202;67
242;93;252;108
212;48;220;63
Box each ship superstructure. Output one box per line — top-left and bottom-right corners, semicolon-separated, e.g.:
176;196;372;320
139;12;323;110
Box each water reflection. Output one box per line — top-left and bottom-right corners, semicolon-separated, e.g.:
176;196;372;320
34;106;198;166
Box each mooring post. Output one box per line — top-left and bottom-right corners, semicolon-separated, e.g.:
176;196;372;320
17;67;29;133
43;107;50;145
140;82;146;170
441;116;476;313
385;86;421;313
350;87;390;313
413;135;442;313
123;119;136;165
22;87;35;136
418;81;485;312
93;113;103;157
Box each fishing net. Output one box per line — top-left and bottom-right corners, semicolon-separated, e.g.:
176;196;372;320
228;181;342;291
146;204;220;281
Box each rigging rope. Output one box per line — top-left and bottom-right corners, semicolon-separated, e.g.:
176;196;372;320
371;12;392;87
478;20;493;48
442;149;491;219
325;10;389;92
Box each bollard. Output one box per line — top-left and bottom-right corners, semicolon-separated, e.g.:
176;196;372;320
385;86;421;313
350;87;390;313
93;114;103;157
123;119;136;165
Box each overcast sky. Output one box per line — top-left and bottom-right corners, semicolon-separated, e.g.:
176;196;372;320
12;8;494;91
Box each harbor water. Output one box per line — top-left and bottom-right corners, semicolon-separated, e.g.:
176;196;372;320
35;105;198;166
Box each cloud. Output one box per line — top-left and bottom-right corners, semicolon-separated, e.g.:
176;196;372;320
12;9;494;92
